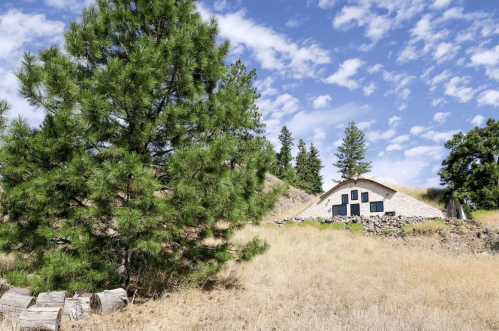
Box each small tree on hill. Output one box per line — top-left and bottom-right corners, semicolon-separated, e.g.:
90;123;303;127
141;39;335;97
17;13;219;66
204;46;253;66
333;121;371;180
0;0;281;293
439;118;499;210
294;139;312;192
276;126;294;179
308;143;324;194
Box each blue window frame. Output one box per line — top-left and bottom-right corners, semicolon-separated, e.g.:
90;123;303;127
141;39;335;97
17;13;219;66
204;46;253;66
342;194;348;204
370;201;384;212
351;190;358;200
333;205;347;216
361;192;369;202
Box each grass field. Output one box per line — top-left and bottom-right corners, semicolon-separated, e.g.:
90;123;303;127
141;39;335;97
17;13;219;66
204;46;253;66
49;221;499;331
473;209;499;227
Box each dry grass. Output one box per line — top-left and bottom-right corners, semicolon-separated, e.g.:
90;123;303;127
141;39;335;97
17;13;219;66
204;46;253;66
473;209;499;227
401;219;451;234
261;192;320;223
55;223;499;331
380;181;445;210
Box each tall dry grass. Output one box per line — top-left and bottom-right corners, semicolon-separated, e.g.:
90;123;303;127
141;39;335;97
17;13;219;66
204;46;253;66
380;181;445;210
473;209;499;227
57;223;499;331
262;194;320;223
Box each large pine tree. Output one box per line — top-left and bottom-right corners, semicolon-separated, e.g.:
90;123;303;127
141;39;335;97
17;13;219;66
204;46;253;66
294;139;311;192
276;126;294;179
308;143;324;194
0;0;281;293
334;121;371;180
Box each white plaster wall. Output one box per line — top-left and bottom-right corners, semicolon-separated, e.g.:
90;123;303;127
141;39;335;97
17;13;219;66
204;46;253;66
298;180;444;219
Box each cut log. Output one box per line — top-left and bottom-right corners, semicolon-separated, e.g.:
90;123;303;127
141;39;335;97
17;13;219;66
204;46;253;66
19;307;62;331
9;288;32;296
0;289;35;314
35;291;66;308
0;283;11;297
63;297;90;321
90;288;128;315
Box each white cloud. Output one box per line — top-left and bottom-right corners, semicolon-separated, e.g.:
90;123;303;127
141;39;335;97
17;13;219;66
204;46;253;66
471;115;485;127
421;129;461;142
410;126;426;135
318;0;337;9
383;71;416;100
433;0;453;9
397;45;419;63
371;158;430;187
0;9;65;61
432;97;447;107
333;138;343;148
425;177;441;187
255;77;278;96
378;151;385;157
398;104;408;111
44;0;94;13
366;129;397;141
433;42;460;63
477;89;499;107
312;94;332;109
405;145;445;160
197;5;331;78
213;0;227;11
313;127;327;141
363;81;376;96
357;120;376;130
433;112;451;124
444;76;477;103
388;115;401;127
285;19;301;28
386;143;405;151
470;45;499;66
391;134;410;144
323;58;364;89
256;93;300;120
333;6;367;30
367;64;383;74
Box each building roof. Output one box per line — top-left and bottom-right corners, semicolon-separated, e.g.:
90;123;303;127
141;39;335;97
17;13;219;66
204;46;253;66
320;178;397;200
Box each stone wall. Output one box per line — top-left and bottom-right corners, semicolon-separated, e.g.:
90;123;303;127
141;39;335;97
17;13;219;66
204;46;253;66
298;180;443;219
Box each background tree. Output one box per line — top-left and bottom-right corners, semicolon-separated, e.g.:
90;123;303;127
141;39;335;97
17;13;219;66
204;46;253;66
0;0;281;293
276;126;294;179
333;121;371;180
439;118;499;210
294;139;312;192
308;143;324;194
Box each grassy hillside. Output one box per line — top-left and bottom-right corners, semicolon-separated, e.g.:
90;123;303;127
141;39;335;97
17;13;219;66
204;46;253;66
52;222;499;331
380;181;445;210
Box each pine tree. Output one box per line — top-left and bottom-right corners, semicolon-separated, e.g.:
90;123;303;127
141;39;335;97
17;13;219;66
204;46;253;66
293;139;312;192
0;0;281;293
276;126;294;179
333;121;372;180
308;143;324;194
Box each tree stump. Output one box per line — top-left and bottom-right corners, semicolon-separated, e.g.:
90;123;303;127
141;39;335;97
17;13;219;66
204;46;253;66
35;291;66;308
19;307;62;331
90;288;128;315
63;297;90;321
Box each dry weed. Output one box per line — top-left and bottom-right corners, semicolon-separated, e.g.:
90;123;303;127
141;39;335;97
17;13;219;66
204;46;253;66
380;181;445;210
62;223;499;331
474;210;499;228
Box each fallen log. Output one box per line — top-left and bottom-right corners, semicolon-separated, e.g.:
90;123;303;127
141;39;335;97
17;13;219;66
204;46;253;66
63;297;90;321
90;288;127;315
0;289;35;314
35;291;66;308
19;307;62;331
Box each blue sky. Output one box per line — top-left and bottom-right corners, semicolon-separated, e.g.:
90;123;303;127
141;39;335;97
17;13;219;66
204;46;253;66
1;0;498;191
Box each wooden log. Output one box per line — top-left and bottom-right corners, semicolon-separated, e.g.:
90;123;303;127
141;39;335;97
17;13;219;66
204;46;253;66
63;297;90;321
0;283;11;297
90;288;128;315
19;307;62;331
0;290;35;314
9;288;32;296
35;291;66;308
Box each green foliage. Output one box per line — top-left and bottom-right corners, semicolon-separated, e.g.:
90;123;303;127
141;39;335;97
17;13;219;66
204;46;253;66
439;118;499;210
333;121;372;180
346;223;363;234
0;0;281;293
381;229;394;235
307;143;324;194
276;126;294;178
401;220;449;234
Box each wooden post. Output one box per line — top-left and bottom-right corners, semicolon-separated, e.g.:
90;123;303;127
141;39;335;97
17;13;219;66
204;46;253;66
35;291;66;308
90;288;128;315
19;307;62;331
63;297;90;321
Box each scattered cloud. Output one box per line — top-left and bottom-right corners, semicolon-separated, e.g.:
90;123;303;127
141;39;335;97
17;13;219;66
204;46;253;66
388;115;401;127
386;143;405;151
410;126;426;135
363;81;376;96
44;0;94;13
357;120;376;130
433;111;451;124
391;134;410;144
367;64;383;74
255;77;278;96
383;71;416;100
213;0;227;11
405;145;445;160
433;0;453;9
421;129;460;142
318;0;338;9
432;42;460;63
366;129;397;141
444;76;478;103
471;114;485;127
333;138;343;148
285;19;301;28
477;89;499;107
256;93;300;120
323;58;364;89
312;94;332;109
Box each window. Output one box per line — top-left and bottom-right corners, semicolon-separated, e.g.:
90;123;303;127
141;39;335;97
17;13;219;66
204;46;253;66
351;190;358;200
342;194;348;204
385;211;395;216
350;204;360;216
370;201;384;212
361;192;369;203
333;205;347;216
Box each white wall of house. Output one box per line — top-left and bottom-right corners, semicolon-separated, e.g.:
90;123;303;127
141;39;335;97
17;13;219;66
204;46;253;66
298;180;444;219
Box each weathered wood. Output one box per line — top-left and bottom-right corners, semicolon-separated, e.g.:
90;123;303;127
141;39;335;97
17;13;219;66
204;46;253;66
90;288;128;315
35;291;66;308
0;283;11;297
63;297;90;321
19;307;62;331
9;288;32;296
0;289;35;314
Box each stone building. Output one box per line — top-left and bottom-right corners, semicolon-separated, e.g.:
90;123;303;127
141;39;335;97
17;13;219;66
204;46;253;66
299;178;444;219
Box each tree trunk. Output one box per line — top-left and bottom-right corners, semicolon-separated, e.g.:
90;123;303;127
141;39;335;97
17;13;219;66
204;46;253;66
90;288;128;315
63;297;90;321
35;291;66;308
0;289;35;314
19;307;62;331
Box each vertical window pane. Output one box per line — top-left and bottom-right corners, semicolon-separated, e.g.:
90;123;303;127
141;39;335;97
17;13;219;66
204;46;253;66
340;205;347;216
361;192;368;202
351;190;358;200
370;202;376;212
342;194;348;204
377;201;384;212
333;206;339;216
